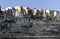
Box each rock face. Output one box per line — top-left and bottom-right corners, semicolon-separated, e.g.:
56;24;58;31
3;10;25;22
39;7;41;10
0;17;60;38
0;6;60;39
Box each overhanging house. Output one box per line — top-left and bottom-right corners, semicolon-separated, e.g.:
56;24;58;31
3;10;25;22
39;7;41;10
56;12;60;20
50;10;59;20
0;6;60;20
14;6;24;18
45;9;51;20
32;8;38;18
38;9;44;19
22;7;31;18
32;8;42;18
54;11;59;20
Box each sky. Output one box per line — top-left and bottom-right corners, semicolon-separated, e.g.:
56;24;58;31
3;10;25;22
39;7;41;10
0;0;60;11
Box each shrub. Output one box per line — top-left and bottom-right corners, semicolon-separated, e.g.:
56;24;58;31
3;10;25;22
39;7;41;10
46;15;51;20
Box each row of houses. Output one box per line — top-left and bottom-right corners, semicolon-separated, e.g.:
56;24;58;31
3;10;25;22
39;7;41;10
0;6;60;20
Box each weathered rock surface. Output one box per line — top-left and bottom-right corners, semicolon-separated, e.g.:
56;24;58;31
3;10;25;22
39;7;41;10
0;17;60;38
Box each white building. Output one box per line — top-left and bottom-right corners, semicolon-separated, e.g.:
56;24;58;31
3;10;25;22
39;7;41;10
54;11;59;17
32;8;39;18
32;8;44;18
56;11;60;20
53;11;59;20
22;7;31;18
23;7;28;14
39;9;44;15
14;6;24;18
32;8;37;16
45;9;50;16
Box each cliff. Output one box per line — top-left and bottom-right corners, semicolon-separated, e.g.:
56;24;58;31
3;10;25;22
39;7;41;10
0;17;60;38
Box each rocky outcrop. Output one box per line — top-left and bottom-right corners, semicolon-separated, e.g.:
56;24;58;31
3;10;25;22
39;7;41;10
0;17;60;38
0;6;60;38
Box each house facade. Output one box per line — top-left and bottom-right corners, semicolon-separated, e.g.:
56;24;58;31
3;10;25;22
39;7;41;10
14;6;24;18
22;7;30;18
50;10;59;20
38;9;44;19
5;7;15;20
